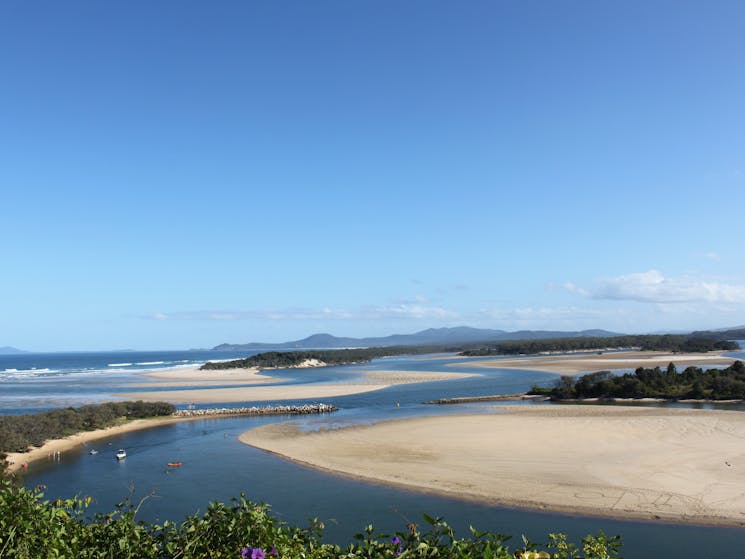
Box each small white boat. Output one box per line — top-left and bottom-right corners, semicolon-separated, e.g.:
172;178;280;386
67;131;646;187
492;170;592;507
115;449;127;460
89;449;98;455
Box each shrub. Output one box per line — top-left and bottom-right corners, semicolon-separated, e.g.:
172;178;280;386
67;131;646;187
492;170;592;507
0;481;621;558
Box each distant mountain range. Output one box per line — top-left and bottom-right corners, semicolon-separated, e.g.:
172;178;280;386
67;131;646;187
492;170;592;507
691;327;745;339
212;326;624;351
0;346;26;355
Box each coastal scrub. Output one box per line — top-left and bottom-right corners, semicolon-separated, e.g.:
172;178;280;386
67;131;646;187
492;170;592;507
0;480;621;558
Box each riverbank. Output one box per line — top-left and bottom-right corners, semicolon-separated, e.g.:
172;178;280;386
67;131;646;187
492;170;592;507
240;405;745;526
5;404;337;473
118;368;478;403
458;350;737;375
5;416;182;473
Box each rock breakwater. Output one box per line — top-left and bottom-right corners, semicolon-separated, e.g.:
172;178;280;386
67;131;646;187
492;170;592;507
172;403;337;417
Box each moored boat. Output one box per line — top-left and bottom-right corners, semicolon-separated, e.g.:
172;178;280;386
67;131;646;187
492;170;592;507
115;449;126;460
167;461;182;467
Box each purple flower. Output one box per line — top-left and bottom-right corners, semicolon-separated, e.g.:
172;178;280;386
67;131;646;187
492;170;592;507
392;537;401;546
269;547;279;556
241;547;266;559
392;536;404;556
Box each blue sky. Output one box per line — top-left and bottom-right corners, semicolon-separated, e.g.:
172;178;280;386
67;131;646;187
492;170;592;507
1;1;744;351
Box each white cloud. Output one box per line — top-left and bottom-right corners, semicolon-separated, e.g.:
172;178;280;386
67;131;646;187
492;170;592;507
368;304;458;320
560;282;590;297
568;270;745;304
479;306;605;323
142;304;459;322
391;295;431;305
142;309;349;321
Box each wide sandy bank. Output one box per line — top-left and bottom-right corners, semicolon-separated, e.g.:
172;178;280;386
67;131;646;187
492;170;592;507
117;369;476;403
131;365;278;388
459;351;737;375
240;405;745;526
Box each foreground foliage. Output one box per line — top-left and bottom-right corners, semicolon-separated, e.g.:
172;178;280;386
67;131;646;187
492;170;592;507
531;360;745;400
0;481;621;558
0;401;175;455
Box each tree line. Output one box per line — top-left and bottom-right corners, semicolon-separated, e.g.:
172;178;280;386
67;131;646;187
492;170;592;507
201;333;743;371
530;360;745;401
200;346;449;370
0;401;175;455
459;334;740;357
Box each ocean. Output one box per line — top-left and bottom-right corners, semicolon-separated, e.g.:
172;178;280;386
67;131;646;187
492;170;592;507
0;349;257;414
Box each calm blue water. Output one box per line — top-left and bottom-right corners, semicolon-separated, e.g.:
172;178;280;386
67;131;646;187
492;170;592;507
7;348;745;558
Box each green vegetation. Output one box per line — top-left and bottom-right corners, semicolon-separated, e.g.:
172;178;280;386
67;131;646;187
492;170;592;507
0;480;621;558
530;360;745;401
0;401;175;456
204;333;742;371
200;347;446;370
459;334;740;357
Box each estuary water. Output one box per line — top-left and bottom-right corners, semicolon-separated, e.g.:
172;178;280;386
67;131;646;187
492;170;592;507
6;348;745;558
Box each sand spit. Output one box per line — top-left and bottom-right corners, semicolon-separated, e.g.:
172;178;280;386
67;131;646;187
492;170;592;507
135;366;279;388
459;351;738;375
240;405;745;526
119;369;476;404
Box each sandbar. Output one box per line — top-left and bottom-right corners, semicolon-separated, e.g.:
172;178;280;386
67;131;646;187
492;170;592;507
117;369;476;404
131;366;279;388
240;405;745;526
458;351;738;375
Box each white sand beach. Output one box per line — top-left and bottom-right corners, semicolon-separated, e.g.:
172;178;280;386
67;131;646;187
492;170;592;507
118;368;477;403
240;405;745;526
459;351;738;375
131;365;278;388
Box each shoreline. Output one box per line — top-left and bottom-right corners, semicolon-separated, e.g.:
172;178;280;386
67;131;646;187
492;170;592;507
237;445;740;529
4;404;337;474
428;394;745;405
240;405;745;527
5;416;185;473
457;350;738;375
425;393;549;404
118;368;477;403
134;365;280;388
